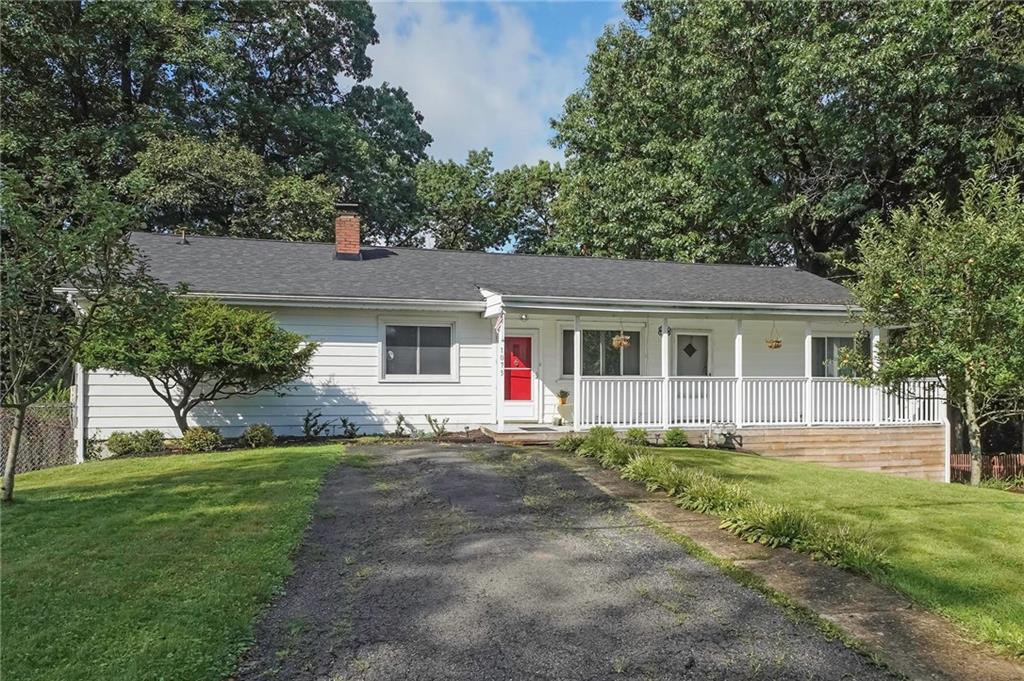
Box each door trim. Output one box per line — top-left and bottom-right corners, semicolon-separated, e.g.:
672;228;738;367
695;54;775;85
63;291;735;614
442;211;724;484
503;329;541;423
674;330;713;376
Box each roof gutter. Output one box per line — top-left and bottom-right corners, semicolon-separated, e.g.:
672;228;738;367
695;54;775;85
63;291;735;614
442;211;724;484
55;287;486;313
486;292;858;318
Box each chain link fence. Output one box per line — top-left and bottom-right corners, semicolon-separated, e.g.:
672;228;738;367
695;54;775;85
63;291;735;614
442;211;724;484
0;402;76;473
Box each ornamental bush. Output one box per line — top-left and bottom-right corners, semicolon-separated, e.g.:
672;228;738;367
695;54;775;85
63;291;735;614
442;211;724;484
239;423;275;449
624;427;648;446
663;428;688;447
597;441;644;470
674;469;751;514
554;434;585;452
576;426;617;458
180;427;224;453
719;500;814;548
104;429;166;457
620;454;673;491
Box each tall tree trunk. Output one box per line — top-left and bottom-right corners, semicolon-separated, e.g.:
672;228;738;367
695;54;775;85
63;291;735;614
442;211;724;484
2;405;26;503
964;392;983;487
171;406;190;436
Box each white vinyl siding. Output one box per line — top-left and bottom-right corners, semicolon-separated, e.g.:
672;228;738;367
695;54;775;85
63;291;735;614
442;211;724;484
82;307;494;438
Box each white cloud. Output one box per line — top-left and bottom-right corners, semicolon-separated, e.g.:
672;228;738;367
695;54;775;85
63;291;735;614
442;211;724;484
357;2;601;169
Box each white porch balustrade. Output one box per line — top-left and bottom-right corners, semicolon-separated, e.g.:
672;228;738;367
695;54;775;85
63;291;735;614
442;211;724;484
576;376;944;429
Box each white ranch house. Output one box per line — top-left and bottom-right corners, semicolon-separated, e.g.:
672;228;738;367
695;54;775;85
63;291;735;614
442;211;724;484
74;211;950;480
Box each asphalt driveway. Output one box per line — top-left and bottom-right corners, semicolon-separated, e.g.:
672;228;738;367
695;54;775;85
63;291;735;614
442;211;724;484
233;444;897;681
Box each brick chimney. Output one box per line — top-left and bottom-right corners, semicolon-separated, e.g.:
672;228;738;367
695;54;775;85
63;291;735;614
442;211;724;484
334;204;361;260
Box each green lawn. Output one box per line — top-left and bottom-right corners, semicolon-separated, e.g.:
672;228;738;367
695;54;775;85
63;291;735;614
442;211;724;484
1;444;344;681
661;447;1024;657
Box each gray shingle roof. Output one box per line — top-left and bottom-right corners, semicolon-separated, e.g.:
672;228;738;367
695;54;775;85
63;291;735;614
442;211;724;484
128;231;853;307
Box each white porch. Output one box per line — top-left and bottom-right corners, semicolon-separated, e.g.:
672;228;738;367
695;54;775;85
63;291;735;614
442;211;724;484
487;306;944;432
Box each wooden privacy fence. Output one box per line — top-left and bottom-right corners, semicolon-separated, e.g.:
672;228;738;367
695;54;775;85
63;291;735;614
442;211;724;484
949;452;1024;483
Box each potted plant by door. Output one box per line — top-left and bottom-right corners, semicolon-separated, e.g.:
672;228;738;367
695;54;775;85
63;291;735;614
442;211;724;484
556;390;572;425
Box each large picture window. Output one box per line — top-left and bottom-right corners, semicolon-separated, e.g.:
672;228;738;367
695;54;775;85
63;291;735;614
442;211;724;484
385;325;452;376
561;329;641;376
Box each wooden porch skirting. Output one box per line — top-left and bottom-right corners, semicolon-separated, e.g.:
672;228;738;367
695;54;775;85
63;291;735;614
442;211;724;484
489;424;947;482
709;424;947;481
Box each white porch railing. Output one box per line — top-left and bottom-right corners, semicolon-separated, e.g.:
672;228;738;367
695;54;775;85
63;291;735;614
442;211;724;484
668;377;736;425
577;376;944;428
578;376;663;428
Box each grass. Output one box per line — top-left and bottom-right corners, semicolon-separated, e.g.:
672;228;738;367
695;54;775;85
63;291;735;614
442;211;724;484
660;447;1024;657
1;444;345;681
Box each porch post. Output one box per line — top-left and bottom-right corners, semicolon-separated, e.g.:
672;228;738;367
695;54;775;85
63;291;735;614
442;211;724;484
661;317;671;430
804;323;813;426
572;315;582;431
870;326;882;426
734;320;744;426
495;311;506;430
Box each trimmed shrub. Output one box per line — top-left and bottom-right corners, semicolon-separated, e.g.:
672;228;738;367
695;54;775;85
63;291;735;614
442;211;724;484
180;427;224;453
104;429;166;457
104;431;139;457
239;423;275;449
663;428;688;447
554;434;586;452
719;500;814;548
674;469;751;514
624;427;648;446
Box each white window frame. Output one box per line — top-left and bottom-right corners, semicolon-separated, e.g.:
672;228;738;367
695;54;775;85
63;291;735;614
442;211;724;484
378;318;460;383
558;321;646;379
811;333;857;379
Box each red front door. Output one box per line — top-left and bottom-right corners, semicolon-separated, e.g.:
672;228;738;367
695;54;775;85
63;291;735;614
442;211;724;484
504;336;532;401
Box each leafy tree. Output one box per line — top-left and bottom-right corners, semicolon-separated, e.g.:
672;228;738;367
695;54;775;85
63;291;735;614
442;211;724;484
1;171;153;502
1;1;430;244
845;172;1024;486
552;0;1024;273
495;160;562;253
415;151;563;252
80;297;319;435
121;134;341;240
415;150;509;250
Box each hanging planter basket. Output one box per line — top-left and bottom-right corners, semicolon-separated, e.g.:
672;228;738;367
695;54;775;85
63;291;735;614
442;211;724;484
611;332;631;350
765;322;783;350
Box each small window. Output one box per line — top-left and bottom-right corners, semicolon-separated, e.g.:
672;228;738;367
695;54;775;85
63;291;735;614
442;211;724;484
812;336;860;377
385;325;452;376
562;329;641;376
675;334;709;376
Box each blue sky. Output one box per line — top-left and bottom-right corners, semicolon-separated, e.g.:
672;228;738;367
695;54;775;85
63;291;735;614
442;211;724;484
360;1;625;169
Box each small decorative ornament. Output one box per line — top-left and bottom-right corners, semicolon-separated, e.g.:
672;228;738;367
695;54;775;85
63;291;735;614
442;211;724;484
765;322;783;350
